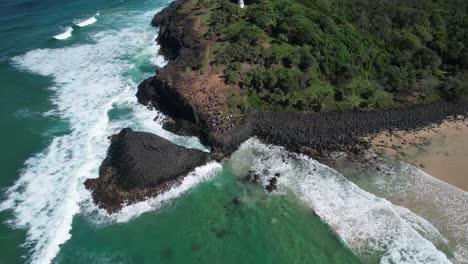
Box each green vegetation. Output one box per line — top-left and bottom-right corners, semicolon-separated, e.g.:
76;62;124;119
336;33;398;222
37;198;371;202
202;0;468;111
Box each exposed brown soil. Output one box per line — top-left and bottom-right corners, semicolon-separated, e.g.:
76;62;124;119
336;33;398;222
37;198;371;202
261;42;271;48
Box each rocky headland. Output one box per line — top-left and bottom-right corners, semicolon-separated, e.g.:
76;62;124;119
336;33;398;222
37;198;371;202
86;0;468;212
139;0;468;158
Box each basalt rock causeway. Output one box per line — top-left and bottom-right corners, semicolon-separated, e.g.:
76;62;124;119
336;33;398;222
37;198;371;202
86;0;468;212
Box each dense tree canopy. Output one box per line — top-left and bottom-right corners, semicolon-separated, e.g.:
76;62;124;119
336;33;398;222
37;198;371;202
204;0;468;111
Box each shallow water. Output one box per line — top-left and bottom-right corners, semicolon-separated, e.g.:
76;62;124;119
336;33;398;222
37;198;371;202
341;161;468;263
232;139;457;264
55;168;361;264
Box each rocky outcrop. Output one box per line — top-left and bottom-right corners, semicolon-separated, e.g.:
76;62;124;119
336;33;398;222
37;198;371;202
85;128;208;212
137;76;199;124
152;0;205;62
151;0;199;60
140;0;252;158
137;71;252;158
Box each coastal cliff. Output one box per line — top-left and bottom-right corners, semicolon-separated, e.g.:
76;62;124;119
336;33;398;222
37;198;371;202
139;0;253;157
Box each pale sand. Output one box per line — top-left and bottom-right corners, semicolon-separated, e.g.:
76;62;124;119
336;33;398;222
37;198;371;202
367;117;468;191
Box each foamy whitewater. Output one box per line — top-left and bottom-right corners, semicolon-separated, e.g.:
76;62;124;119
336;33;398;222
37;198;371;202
231;139;453;263
0;9;207;264
84;161;222;224
53;27;73;40
351;162;468;263
74;12;99;27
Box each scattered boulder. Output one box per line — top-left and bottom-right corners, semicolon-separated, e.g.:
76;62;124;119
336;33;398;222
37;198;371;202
266;177;278;193
245;170;259;183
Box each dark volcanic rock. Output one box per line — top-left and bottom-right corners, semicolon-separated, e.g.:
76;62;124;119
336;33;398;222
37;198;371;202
137;75;253;159
85;128;208;212
251;102;468;156
162;117;202;137
266;177;278;193
137;77;198;123
137;76;201;137
245;170;259;183
151;0;200;60
135;77;157;107
203;116;253;160
151;0;185;59
110;128;207;188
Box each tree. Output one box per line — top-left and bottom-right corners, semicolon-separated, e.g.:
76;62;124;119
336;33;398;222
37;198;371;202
277;17;318;45
439;73;468;101
299;46;316;70
247;2;278;31
413;48;441;70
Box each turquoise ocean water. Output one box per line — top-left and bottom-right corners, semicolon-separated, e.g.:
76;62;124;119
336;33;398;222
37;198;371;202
0;0;466;263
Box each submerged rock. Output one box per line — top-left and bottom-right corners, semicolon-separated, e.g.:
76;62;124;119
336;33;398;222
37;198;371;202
245;170;259;183
85;128;208;212
266;177;278;193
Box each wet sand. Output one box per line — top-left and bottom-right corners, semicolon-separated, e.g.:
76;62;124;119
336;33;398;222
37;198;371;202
368;116;468;191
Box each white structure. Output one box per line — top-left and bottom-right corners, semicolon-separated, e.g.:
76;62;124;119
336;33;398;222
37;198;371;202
238;0;245;8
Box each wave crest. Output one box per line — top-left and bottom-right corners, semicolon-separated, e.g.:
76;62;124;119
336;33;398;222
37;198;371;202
53;27;73;40
74;12;100;27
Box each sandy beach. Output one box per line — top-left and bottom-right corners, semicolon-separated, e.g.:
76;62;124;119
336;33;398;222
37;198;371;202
368;116;468;191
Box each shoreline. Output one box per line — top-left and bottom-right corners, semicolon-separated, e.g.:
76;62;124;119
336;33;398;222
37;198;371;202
367;117;468;191
86;0;468;212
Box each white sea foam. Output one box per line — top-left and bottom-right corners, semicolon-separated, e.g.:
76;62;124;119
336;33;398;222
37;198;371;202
350;162;468;263
0;9;207;264
53;27;73;40
75;16;97;27
13;107;40;120
231;139;452;263
149;39;167;67
83;161;222;224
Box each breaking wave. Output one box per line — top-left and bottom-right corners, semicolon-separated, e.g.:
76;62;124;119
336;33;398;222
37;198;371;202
348;161;468;263
53;27;73;40
74;12;99;28
83;161;222;224
231;139;453;263
0;8;205;264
